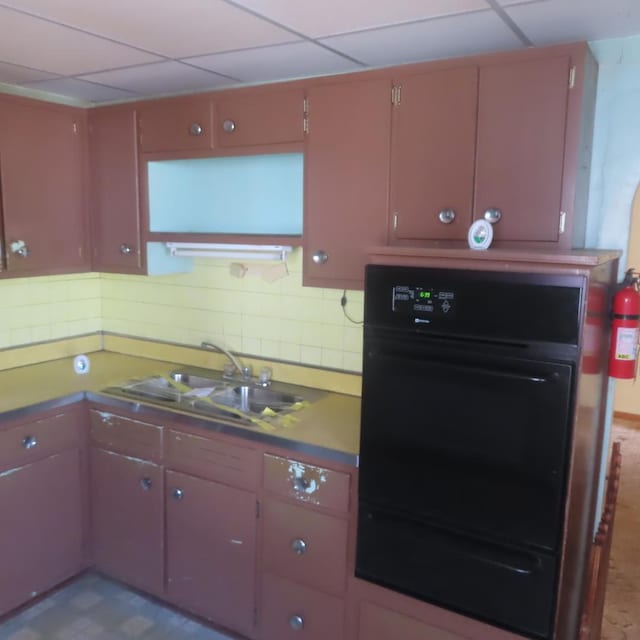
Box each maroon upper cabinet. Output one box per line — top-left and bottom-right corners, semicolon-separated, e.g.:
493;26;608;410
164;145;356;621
138;96;214;153
389;66;478;242
216;88;305;149
303;78;392;290
89;107;144;273
474;54;571;244
90;448;164;596
165;470;258;639
0;97;89;275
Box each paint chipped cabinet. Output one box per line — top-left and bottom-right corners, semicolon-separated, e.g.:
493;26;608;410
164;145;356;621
88;410;164;596
389;43;596;248
0;409;86;616
0;96;89;275
165;429;259;639
303;78;392;290
259;453;352;640
88;107;144;273
216;87;305;148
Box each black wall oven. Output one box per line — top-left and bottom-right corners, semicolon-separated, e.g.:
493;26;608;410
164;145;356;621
356;265;586;640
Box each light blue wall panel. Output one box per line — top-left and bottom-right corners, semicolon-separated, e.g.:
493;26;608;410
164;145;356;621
148;153;303;235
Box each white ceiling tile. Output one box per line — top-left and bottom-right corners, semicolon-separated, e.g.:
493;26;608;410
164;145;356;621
505;0;640;45
0;61;57;85
0;0;301;58
78;61;236;96
232;0;490;37
188;42;363;83
23;77;137;103
319;11;524;67
0;6;161;75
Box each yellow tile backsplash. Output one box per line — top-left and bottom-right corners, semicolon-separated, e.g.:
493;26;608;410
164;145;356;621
0;250;364;375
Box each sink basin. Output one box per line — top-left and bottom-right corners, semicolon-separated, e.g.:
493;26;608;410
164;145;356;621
119;377;183;402
168;371;229;389
211;386;303;413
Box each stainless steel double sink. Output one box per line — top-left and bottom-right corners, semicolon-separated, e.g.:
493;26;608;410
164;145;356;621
103;367;322;424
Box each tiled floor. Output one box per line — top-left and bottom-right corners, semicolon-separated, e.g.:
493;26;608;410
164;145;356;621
0;573;233;640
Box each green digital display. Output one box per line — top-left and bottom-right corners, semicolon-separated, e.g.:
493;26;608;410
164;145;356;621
418;291;431;299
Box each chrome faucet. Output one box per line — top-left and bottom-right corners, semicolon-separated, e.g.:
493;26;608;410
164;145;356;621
200;340;251;379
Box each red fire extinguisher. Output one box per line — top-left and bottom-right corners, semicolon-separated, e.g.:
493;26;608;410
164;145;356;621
609;269;640;379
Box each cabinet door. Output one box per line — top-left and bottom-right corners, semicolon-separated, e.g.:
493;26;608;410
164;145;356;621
89;108;143;273
90;448;164;595
166;470;257;638
138;97;214;153
304;79;392;290
474;55;570;242
0;101;88;274
389;67;477;242
217;88;304;148
0;449;84;616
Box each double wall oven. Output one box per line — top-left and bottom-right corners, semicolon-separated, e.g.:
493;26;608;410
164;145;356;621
356;265;586;640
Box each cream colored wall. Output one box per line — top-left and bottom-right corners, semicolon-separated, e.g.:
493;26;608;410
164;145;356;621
614;184;640;414
101;249;365;373
0;272;101;349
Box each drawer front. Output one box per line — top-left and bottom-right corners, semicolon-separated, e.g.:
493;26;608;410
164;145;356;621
0;412;80;472
166;429;258;489
89;410;163;462
262;499;348;595
261;573;344;640
263;454;351;512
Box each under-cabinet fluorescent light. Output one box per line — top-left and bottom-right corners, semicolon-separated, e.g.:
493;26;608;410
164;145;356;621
165;242;293;261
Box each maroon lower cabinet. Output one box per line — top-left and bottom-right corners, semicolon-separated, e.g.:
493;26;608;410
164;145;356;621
260;573;345;640
90;448;164;595
165;470;257;638
347;578;528;640
0;449;85;616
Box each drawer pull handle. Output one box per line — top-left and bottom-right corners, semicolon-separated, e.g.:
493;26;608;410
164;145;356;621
289;615;304;631
189;122;203;137
291;538;307;555
293;476;310;492
140;477;152;490
22;435;38;450
172;488;184;500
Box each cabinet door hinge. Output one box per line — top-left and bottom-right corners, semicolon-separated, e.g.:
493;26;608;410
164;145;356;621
568;66;576;90
391;85;402;106
72;122;79;135
559;211;567;235
393;212;399;230
303;97;309;135
256;499;261;518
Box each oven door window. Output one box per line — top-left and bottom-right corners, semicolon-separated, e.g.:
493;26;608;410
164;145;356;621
359;337;573;552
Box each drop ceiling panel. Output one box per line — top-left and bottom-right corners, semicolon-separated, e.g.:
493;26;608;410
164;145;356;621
0;61;57;85
188;42;363;83
0;6;161;75
79;61;235;96
0;0;301;58
231;0;491;37
505;0;640;44
320;11;524;67
24;77;137;103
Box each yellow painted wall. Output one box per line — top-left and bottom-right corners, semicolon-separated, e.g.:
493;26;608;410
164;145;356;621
614;184;640;414
101;249;364;373
0;272;101;349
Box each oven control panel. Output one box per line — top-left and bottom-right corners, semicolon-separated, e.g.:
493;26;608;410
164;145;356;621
392;285;456;319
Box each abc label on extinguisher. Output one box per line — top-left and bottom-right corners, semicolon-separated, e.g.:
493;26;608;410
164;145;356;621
612;327;640;360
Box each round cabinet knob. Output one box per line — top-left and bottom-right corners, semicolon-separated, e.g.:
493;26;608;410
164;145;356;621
10;240;29;258
293;476;310;492
222;119;236;133
140;477;152;491
189;122;203;137
172;488;184;500
483;208;502;224
22;435;37;450
119;244;133;255
438;208;456;224
312;250;328;265
291;538;307;555
289;615;304;631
